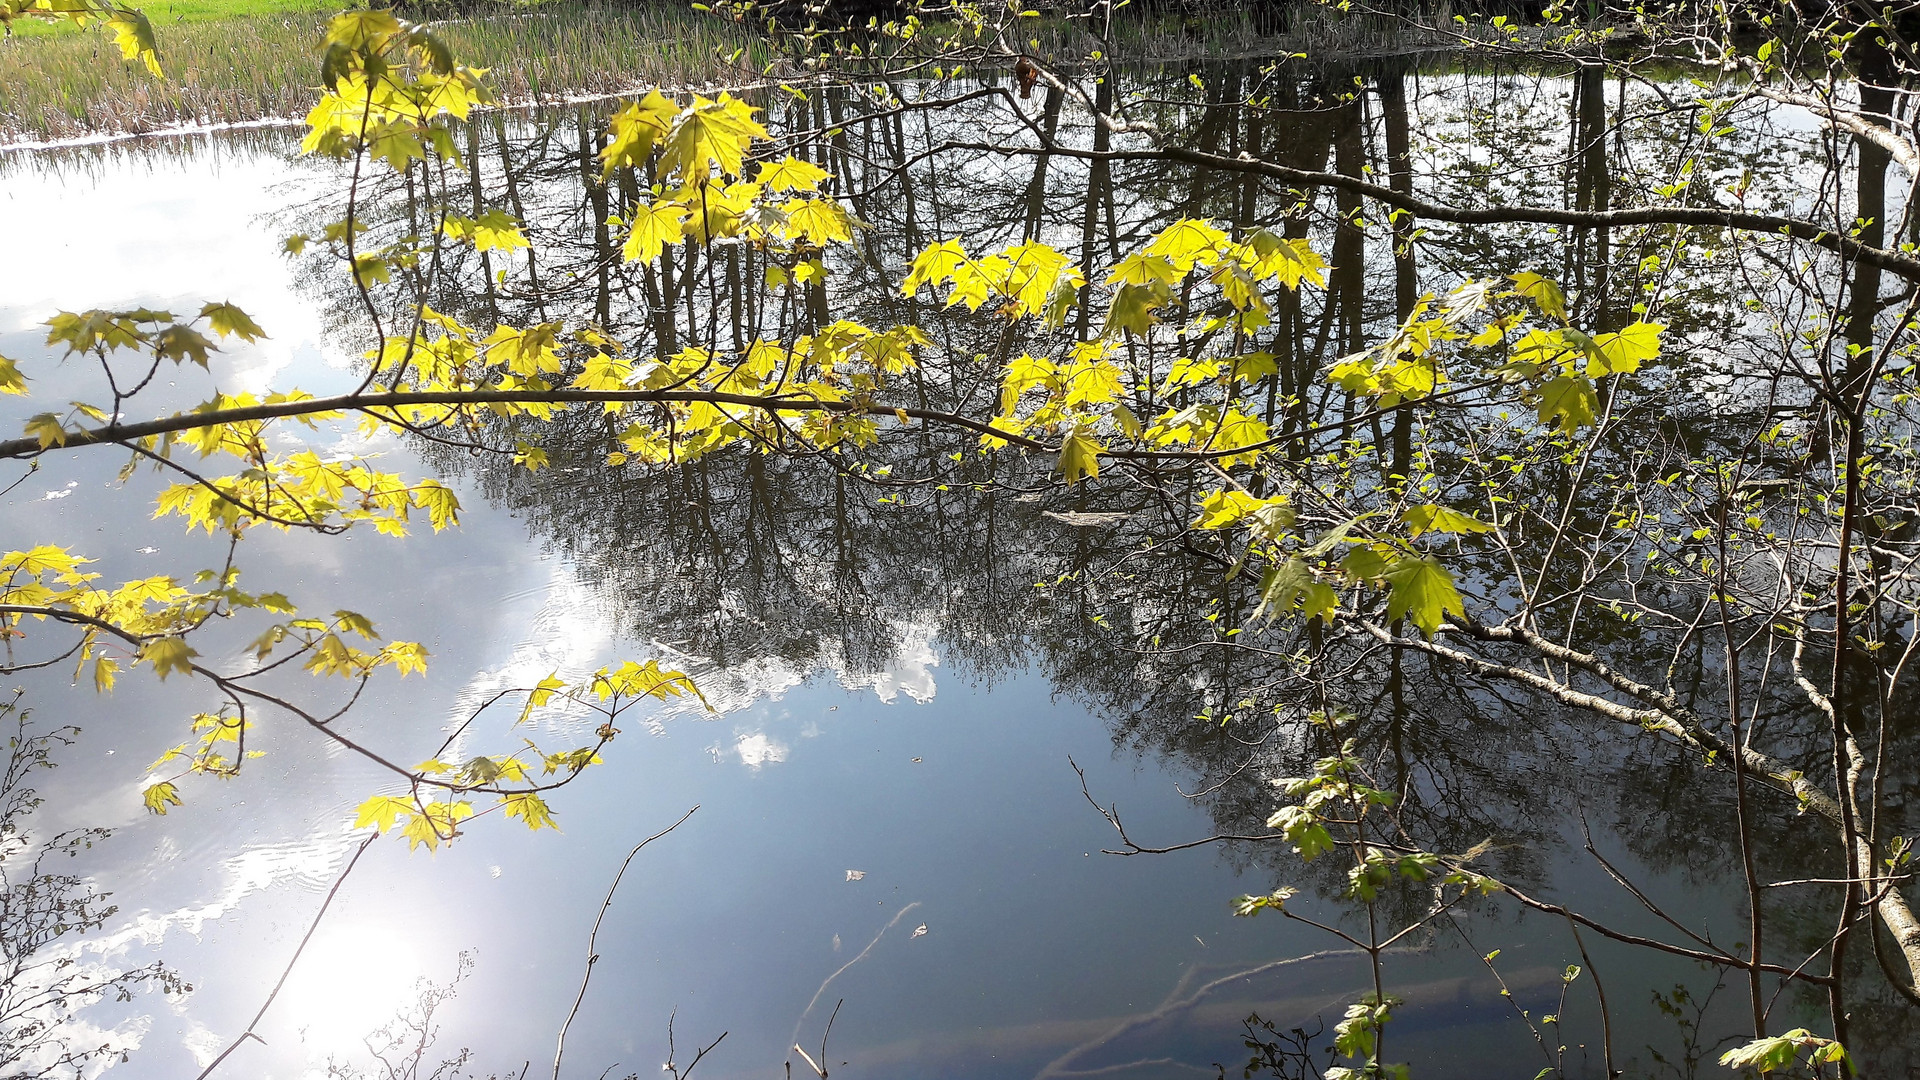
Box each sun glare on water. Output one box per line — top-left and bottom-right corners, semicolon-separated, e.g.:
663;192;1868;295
279;919;427;1053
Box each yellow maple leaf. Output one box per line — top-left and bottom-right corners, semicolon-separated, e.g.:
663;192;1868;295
623;201;690;264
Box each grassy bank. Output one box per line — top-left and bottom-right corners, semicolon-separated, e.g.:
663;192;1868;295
8;0;340;35
0;0;1455;144
0;2;770;143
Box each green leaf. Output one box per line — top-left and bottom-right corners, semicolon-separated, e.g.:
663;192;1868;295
352;255;391;287
0;353;25;395
200;302;268;343
521;672;568;721
354;793;413;832
781;197;854;246
1255;558;1338;624
1403;504;1496;538
1063;358;1126;407
404;25;454;73
333;609;381;639
1302;514;1375;559
1332;1000;1390;1058
757;155;831;192
24;413;68;449
91;654;119;693
107;9;161;77
503;792;559;830
600;90;678;176
468;209;531;253
1143;218;1227;273
1587;320;1664;375
658;93;768;182
326;8;402;49
1341;544;1390;582
1537;374;1597;432
142;780;183;815
1384;555;1464;637
1265;805;1336;859
400;800;474;851
1043;278;1079;330
1244;230;1328;290
412;480;462;530
1105;252;1184;288
1105;282;1168;337
1718;1030;1837;1073
1231;887;1298;916
902;239;967;297
138;636;198;680
154;325;215;367
1511;271;1567;321
1194;489;1262;530
621;201;689;264
1057;429;1103;486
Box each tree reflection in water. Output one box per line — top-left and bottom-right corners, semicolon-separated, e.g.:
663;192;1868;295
9;43;1918;1074
247;54;1908;1068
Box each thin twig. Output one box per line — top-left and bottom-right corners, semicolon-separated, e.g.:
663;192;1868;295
195;832;378;1080
552;805;699;1080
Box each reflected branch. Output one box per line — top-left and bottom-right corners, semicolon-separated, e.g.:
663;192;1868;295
1071;756;1282;855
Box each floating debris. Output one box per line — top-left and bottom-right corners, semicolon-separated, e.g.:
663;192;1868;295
1042;509;1128;527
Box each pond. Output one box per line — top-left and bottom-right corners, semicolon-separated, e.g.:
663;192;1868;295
1;53;1910;1078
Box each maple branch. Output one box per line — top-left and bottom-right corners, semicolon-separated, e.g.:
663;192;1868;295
0;389;1049;460
0;603;626;802
0;380;1500;470
922;139;1920;284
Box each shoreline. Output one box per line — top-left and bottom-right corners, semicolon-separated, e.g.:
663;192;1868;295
0;3;1480;145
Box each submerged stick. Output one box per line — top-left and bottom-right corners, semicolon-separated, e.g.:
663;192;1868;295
790;901;920;1053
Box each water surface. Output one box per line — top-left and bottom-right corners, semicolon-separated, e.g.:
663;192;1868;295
0;60;1875;1077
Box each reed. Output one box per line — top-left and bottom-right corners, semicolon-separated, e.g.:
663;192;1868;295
441;5;775;101
0;0;1453;144
0;2;765;143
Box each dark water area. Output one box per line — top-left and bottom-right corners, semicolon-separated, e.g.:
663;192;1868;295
1;53;1912;1077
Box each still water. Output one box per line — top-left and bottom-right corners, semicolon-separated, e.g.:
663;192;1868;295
0;64;1842;1078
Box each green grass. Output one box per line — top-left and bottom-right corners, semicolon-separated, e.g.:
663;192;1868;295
0;2;768;142
8;0;339;37
139;0;341;19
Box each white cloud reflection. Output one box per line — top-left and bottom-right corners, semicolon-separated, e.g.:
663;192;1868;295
733;732;789;769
